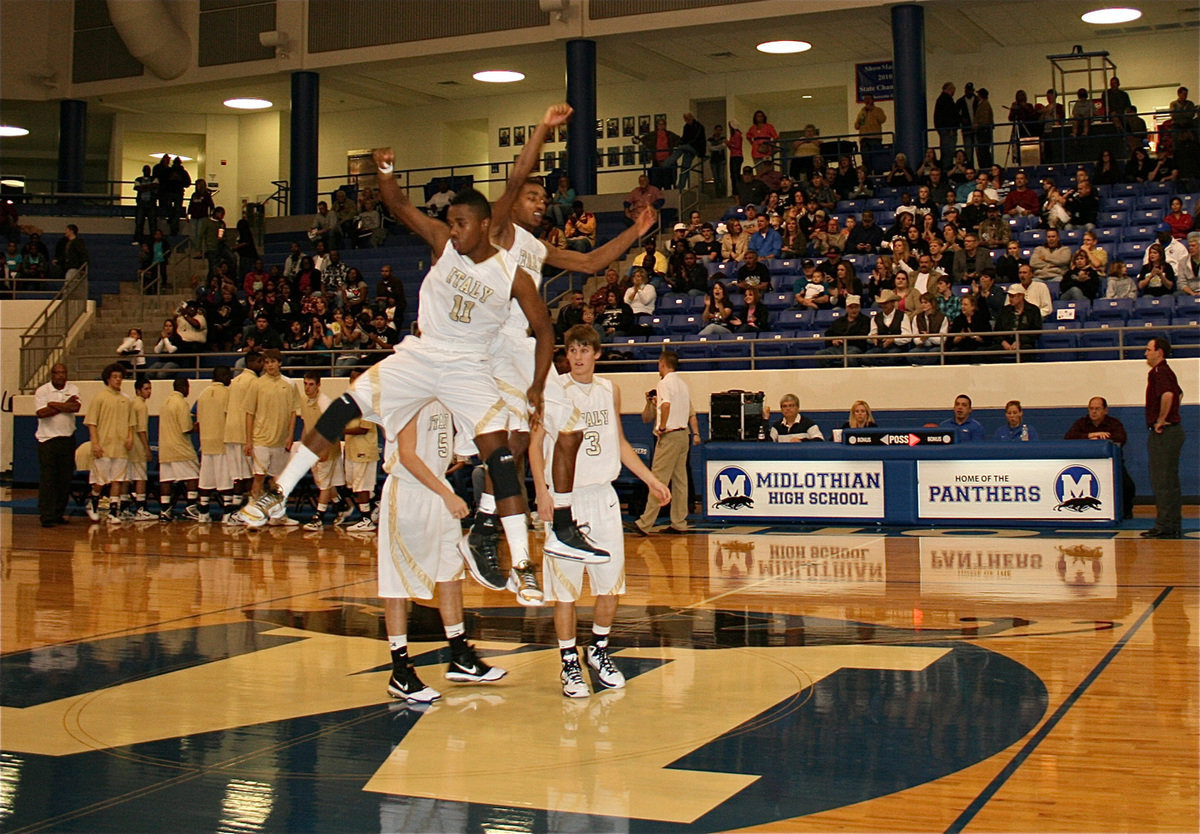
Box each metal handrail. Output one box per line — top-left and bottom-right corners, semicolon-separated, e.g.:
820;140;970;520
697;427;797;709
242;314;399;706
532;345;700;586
19;263;90;391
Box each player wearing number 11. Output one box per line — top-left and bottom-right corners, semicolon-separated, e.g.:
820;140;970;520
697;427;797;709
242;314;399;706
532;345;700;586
237;164;555;602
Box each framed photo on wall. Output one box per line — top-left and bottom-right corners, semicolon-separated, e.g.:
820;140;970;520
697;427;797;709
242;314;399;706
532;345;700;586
514;125;525;146
596;119;603;138
557;150;567;168
607;146;620;168
607;117;619;138
498;127;510;147
622;116;634;137
542;151;555;171
596;150;604;169
557;124;568;143
622;145;635;166
638;114;651;134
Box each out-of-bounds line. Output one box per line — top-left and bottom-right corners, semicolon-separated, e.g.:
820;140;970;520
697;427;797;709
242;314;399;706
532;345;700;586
944;585;1174;834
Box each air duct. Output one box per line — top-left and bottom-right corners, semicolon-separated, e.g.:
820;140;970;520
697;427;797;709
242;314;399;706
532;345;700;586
106;0;190;80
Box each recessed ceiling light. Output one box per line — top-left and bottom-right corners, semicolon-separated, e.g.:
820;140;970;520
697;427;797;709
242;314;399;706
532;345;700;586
756;40;812;55
1;178;25;187
473;70;525;83
0;125;30;137
150;153;193;161
802;95;813;99
224;97;273;110
1081;7;1142;24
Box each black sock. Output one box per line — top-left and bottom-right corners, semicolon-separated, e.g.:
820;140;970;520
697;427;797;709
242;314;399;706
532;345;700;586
390;646;409;673
448;634;468;657
473;511;498;532
553;506;573;531
560;647;579;662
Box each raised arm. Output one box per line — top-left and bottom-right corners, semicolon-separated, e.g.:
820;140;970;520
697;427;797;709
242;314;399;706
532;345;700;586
372;148;450;257
492;104;574;246
511;268;554;426
545;206;657;273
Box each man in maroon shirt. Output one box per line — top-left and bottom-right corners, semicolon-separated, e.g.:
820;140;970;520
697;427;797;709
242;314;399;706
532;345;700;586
1065;396;1135;518
1143;338;1185;538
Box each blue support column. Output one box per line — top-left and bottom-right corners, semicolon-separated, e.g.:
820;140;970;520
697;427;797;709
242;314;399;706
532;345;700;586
57;100;87;194
290;71;319;216
891;4;927;168
565;39;597;196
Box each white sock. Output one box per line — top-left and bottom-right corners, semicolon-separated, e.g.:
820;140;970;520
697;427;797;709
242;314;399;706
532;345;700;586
444;622;465;640
558;637;577;650
275;443;320;496
500;513;530;566
358;501;371;514
388;635;407;652
551;490;571;508
592;624;611;638
478;492;497;515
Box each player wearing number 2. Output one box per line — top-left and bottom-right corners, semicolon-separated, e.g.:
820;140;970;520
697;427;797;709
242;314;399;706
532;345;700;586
236;161;555;609
529;325;670;698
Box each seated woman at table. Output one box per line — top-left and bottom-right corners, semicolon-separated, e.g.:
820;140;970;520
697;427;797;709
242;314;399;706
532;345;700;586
841;399;877;429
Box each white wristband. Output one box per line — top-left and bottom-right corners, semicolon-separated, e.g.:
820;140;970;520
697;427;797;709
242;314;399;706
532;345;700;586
377;162;394;175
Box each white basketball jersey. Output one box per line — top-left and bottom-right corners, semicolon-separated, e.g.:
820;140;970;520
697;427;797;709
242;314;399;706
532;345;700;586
417;238;516;354
499;224;547;337
559;374;620;487
383;400;453;488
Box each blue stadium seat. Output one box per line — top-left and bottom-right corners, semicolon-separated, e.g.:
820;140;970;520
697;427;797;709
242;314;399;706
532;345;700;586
836;200;864;213
1116;241;1149;261
705;260;721;276
1046;279;1061;300
1135;296;1173;316
813;309;841;329
674;341;712;371
771;273;796;292
727;292;744;308
1019;229;1045;246
1062;229;1084;245
1052;299;1091;321
1098;203;1127;219
1131;209;1161;225
1040;321;1079;361
789;331;826;366
1108;182;1137;195
874;210;896;228
1174;294;1200;314
1104;195;1134;211
667;314;700;334
1123;225;1156;241
1079;329;1122;361
768;258;799;274
1095;227;1120;244
658;293;689;311
1137;181;1174;195
1091;298;1133;322
1136;194;1168;210
764;291;791;309
753;334;796;369
1171;315;1200;357
867;198;890;211
707;336;753;371
774;309;815;330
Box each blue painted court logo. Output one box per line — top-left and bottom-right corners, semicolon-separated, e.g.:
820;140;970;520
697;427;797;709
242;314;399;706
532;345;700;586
1054;465;1102;513
712;466;754;510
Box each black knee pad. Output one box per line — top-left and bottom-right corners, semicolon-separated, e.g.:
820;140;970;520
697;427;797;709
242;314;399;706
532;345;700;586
486;446;521;502
315;393;362;443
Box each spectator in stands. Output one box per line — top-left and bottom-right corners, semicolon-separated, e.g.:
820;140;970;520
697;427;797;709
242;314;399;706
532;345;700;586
638;116;682;190
159;157;190;237
624;267;656;316
687;223;716;263
904;292;948;364
196;205;228;279
948;293;991;363
3;240;20;291
321;250;351;308
732;248;770;293
243;259;268;297
972;88;995;167
53;224;88;282
958;189;988;233
864;255;894;300
985;240;1017;287
354;196;386;248
366;310;400;353
941;394;985;441
667;250;708;297
546;176;576;227
1138;243;1177;297
332;314;371;375
708;123;728;197
116;328;145;372
745;214;782;261
768;394;823;442
886;153;915;186
343;267;369;319
735;285;769;334
806;169;838;212
791;260;829;310
309;201;338;250
1149;225;1189;275
175;300;207;354
863;290;908;365
670;113;706;190
147;318;183;376
934;82;958;168
734;166;768;207
928;236;952;275
843;209;882;256
829;261;863;309
290;255;317;298
232;205;258;278
995;400;1039;441
624;174;664;230
971;267;1002;321
1063;181;1099;231
889;237;917;279
1030;229;1071;281
424;180;455;221
1065;396;1135;518
700;281;736;335
934;273;961;321
994;282;1042;359
281;241;303;280
1070;88;1095;136
1125;147;1155;183
1176;233;1200;295
720;219;749;264
245;313;282;352
778;217;805;259
1012;262;1052;317
628;240;665;286
1093;149;1121;186
1059;249;1102;301
951;232;990;286
725;119;745;194
597;288;636;338
1168;86;1196;134
977;205;1011;250
327;189;356;246
137;237;166;292
854;94;887;156
915;149;940;183
746;110;778;164
554;291;587;338
590;267;623;312
817;295;869;366
947;150;970;185
1164;197;1194;240
281;318;314;367
920;212;941;250
537;214;565;252
187;179;215;246
1100;261;1135;300
133;164;158;244
1002;171;1038;217
1009;89;1038;137
1077;230;1107;273
562;201;596;252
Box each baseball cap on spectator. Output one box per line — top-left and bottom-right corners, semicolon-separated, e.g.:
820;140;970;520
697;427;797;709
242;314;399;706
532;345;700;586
895;204;916;217
826;246;842;254
802;259;815;268
1007;284;1026;295
942;204;960;218
846;295;862;307
1156;222;1172;233
673;223;687;231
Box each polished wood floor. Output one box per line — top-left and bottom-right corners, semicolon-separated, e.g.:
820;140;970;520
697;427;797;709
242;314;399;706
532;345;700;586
0;495;1196;833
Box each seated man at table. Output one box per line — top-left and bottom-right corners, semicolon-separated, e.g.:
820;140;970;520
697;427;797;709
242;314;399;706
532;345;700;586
939;393;985;442
769;393;824;442
1064;396;1136;518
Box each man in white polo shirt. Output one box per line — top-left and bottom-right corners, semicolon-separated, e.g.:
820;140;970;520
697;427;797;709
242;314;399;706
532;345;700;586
34;363;81;527
633;349;693;535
